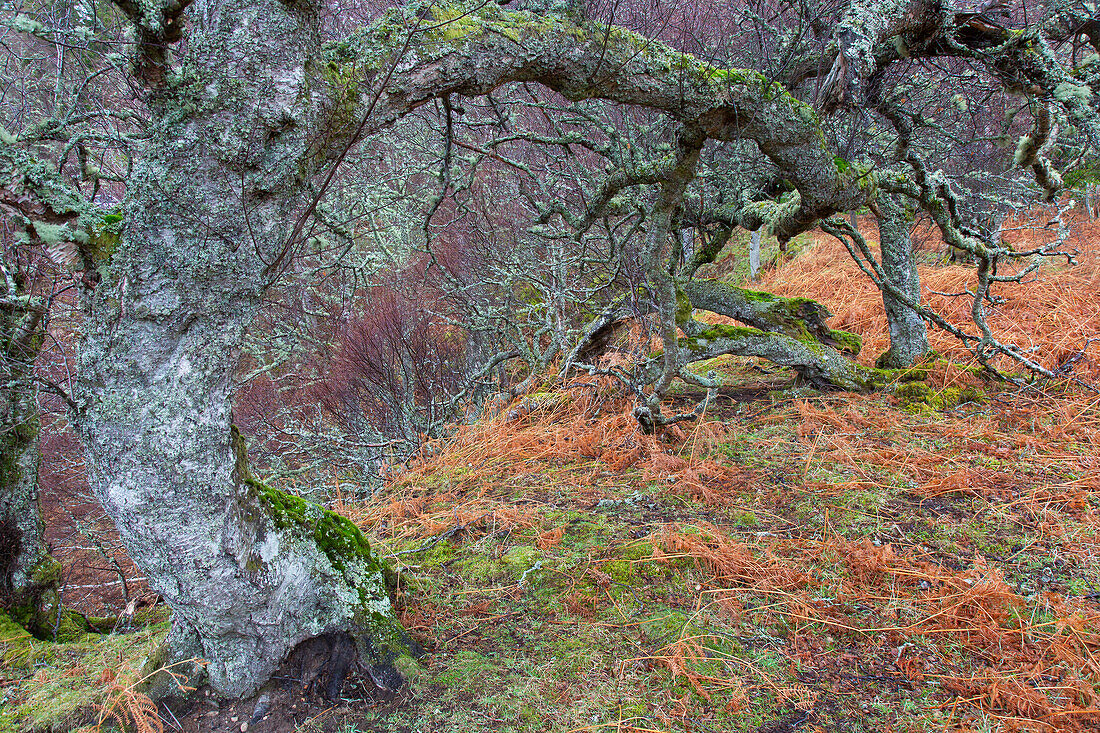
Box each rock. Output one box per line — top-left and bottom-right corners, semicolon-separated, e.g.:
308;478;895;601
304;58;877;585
250;692;271;724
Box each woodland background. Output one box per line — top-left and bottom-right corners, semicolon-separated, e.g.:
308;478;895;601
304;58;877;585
1;0;1100;732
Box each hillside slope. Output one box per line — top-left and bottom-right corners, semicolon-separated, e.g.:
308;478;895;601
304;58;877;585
3;215;1098;733
328;215;1100;733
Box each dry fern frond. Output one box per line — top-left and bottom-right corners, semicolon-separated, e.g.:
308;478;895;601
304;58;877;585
96;670;163;733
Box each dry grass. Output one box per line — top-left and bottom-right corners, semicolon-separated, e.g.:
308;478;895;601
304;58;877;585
349;208;1100;732
756;210;1100;381
6;212;1099;733
346;382;751;544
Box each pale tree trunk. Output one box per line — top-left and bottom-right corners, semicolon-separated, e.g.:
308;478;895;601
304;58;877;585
678;227;694;268
1087;183;1096;219
73;0;411;698
749;229;761;278
874;193;929;368
991;216;1004;245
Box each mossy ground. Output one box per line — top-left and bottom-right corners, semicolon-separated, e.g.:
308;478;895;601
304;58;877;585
312;351;1099;733
10;364;1095;733
0;612;169;732
6;219;1100;732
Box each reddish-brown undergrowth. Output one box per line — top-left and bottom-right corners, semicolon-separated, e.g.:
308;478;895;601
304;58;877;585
357;208;1100;730
756;210;1100;381
346;381;747;541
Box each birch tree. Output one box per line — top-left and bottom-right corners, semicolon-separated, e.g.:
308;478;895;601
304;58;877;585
1;0;1096;699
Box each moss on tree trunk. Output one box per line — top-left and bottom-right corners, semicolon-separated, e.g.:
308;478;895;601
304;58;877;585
653;324;885;391
682;279;862;354
0;273;72;639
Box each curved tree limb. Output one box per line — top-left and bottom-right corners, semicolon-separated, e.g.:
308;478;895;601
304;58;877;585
338;4;870;241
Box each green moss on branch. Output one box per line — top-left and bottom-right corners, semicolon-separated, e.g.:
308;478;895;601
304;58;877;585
682;279;849;350
231;425;382;583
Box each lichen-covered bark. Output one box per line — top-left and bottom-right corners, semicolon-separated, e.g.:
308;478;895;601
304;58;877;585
642;129;704;401
339;5;868;241
749;230;761;278
0;279;47;612
0;147;86;636
111;0;193;85
74;0;412;698
819;0;932;110
682;279;861;354
651;324;882;391
874;193;928;368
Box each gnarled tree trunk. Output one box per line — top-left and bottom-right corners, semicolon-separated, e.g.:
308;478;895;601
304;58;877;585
874;193;929;368
0;268;52;627
682;279;860;353
73;0;412;698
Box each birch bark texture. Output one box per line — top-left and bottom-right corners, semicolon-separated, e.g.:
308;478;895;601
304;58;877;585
74;0;411;698
874;192;929;368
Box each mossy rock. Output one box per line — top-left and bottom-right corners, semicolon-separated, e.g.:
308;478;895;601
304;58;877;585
0;610;34;668
132;605;172;627
393;652;425;684
767;386;818;401
6;556;94;643
895;382;986;412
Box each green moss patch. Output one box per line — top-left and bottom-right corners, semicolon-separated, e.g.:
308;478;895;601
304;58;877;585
0;611;169;732
895;381;986;412
828;328;862;355
254;482;375;576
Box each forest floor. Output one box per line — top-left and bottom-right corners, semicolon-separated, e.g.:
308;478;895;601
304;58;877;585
2;212;1099;733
